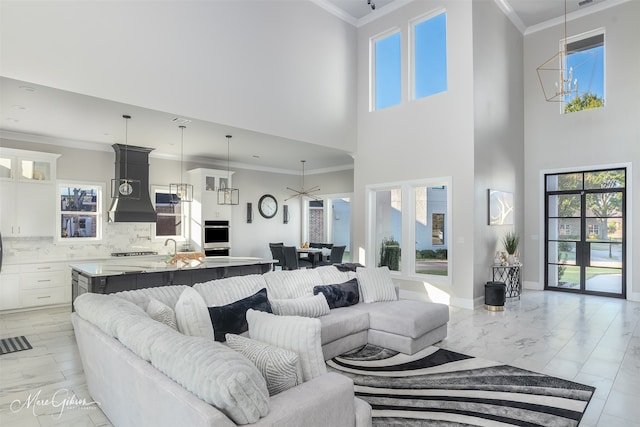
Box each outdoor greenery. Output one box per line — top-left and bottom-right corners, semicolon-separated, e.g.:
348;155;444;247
564;92;604;113
379;237;401;271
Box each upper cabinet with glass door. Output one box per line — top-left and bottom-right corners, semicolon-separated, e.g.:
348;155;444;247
0;148;60;237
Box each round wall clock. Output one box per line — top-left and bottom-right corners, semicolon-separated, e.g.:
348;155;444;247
258;194;278;219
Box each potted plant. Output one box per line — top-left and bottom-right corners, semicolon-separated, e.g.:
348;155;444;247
502;231;519;264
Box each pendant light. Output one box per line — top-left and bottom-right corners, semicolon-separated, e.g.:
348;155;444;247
285;160;320;201
169;125;193;203
536;0;579;102
111;114;140;199
217;135;239;205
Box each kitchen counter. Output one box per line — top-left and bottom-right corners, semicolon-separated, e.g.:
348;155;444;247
69;255;274;277
70;256;275;304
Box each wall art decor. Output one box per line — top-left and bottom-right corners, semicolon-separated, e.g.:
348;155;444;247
488;189;514;225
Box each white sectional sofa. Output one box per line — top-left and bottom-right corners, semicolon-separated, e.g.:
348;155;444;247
71;265;449;427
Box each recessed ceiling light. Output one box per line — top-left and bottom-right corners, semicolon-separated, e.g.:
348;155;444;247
18;85;36;92
11;105;27;110
6;117;20;123
252;155;260;158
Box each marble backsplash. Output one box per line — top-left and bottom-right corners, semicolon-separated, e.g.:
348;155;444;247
2;222;186;265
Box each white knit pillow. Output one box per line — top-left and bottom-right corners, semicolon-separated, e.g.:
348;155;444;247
247;309;327;382
174;287;214;339
225;334;302;396
263;269;323;299
270;294;330;318
194;274;268;306
146;298;177;330
356;266;398;303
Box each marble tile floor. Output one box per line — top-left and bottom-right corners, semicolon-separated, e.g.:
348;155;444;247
0;290;638;426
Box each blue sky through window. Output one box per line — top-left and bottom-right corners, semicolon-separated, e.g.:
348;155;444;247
375;32;401;110
414;12;447;98
566;44;604;102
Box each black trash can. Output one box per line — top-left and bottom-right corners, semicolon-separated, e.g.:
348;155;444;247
485;281;506;311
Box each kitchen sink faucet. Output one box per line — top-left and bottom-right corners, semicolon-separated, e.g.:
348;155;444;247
164;238;177;257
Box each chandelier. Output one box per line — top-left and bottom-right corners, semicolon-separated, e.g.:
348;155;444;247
536;0;578;102
286;160;320;201
169;124;193;203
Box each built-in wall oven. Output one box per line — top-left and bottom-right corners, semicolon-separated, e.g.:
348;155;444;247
203;220;230;256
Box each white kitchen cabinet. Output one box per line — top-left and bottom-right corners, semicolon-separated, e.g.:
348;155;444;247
0;265;20;310
0;262;70;311
0;148;60;237
188;168;234;249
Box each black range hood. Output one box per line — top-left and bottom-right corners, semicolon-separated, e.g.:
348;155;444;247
108;144;158;223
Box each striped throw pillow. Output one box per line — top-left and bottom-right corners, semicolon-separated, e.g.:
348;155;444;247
270;294;330;318
225;334;302;396
146;298;178;330
356;266;398;303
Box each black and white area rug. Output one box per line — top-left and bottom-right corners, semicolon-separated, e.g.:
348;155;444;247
328;345;595;427
0;336;32;355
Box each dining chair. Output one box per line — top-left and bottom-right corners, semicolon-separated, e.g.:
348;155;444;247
318;245;346;266
269;243;285;271
283;246;313;269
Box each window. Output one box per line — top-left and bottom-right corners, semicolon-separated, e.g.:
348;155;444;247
372;30;401;110
411;11;447;100
153;187;184;238
564;30;605;113
369;179;450;280
58;183;103;240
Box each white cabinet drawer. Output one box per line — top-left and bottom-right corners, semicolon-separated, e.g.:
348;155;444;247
20;271;66;290
20;287;66;307
21;263;65;273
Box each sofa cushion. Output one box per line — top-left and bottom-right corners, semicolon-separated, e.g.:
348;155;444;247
352;300;450;339
270;294;330;318
318;306;369;345
225;334;303;396
263;269;324;299
194;274;268;306
113;284;189;311
146;298;177;330
315;265;356;285
208;288;272;342
247;309;327;382
313;278;360;309
356;266;398;303
149;331;269;425
174;287;215;340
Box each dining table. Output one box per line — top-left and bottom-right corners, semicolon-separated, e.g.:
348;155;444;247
296;247;324;268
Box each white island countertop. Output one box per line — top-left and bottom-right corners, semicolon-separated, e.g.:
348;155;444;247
69;255;275;277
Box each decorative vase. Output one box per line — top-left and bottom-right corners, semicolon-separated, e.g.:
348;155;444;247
494;252;502;265
508;254;516;265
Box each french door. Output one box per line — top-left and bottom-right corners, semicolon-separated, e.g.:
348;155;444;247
545;168;626;298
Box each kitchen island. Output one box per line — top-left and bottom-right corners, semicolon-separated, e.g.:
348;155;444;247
70;256;274;304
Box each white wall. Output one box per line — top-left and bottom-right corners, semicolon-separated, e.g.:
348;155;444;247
472;0;524;301
353;0;477;306
523;1;640;299
0;1;358;152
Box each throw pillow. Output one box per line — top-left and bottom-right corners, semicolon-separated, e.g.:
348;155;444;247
225;333;302;396
356;266;398;303
313;278;360;309
174;287;215;339
146;298;178;330
247;309;327;382
270;294;330;317
208;288;272;342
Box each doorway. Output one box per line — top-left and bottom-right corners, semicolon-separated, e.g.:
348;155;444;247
545;168;626;298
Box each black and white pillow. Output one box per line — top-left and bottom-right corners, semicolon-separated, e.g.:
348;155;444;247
208;288;272;342
313;278;360;309
225;333;302;396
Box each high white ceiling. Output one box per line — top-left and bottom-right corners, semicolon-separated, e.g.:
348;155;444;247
0;0;622;173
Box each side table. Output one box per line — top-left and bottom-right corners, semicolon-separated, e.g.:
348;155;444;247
491;264;522;299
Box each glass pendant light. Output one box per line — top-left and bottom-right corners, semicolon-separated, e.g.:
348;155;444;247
111;114;140;199
217;135;239;205
169;125;193;203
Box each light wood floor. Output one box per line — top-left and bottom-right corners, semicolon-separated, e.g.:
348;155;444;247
1;290;638;426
